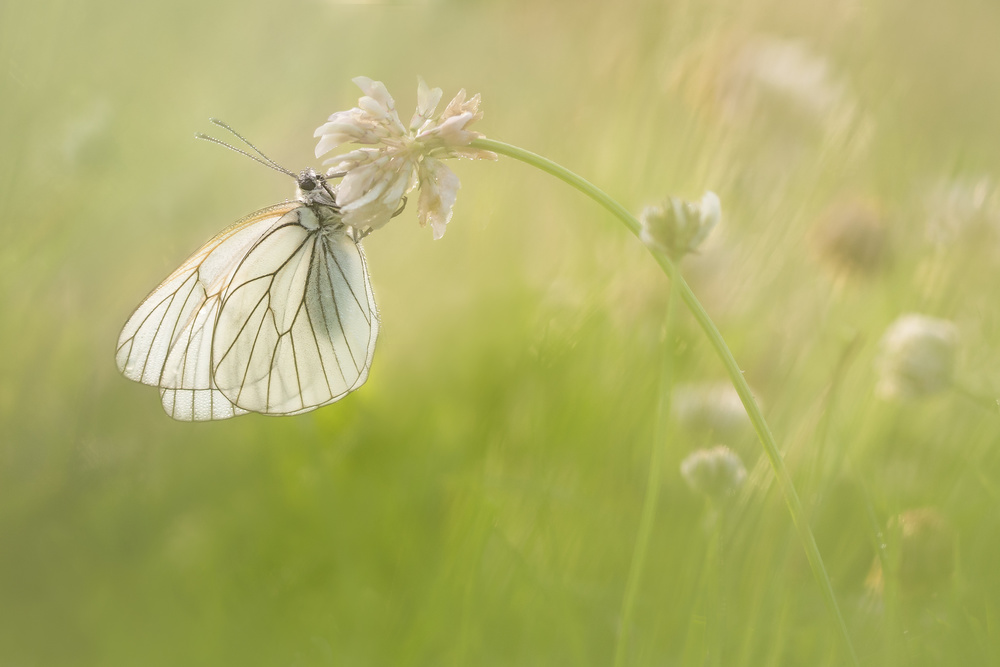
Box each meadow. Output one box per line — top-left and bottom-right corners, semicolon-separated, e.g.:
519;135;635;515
1;0;999;664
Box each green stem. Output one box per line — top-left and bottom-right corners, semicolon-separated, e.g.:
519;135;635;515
472;137;860;667
613;274;678;667
708;503;724;667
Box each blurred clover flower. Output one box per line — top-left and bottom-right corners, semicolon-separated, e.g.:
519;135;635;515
811;197;891;278
315;76;497;239
673;381;753;439
876;314;958;400
680;445;747;501
670;34;870;149
640;192;720;259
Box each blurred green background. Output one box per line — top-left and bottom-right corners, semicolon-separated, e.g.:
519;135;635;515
2;0;1000;664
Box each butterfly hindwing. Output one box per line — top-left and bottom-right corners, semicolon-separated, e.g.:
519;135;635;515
117;202;302;420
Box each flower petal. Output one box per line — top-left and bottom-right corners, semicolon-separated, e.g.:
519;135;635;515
417;158;461;239
353;77;389;107
338;157;417;231
410;76;443;131
337;159;387;204
448;146;498;161
323;147;381;172
352;76;405;133
440;90;483;123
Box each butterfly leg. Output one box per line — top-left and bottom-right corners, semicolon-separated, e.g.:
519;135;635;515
392;195;407;218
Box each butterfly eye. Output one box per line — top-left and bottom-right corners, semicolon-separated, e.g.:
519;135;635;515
299;179;317;191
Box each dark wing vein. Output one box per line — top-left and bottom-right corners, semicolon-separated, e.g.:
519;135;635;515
313;248;349;387
324;246;361;375
328;242;372;325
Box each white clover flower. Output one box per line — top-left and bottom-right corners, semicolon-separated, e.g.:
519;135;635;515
640;191;720;258
736;38;845;120
876;314;958;400
314;76;496;239
673;381;752;438
811;197;891;278
671;35;872;157
680;445;747;501
676;36;853;126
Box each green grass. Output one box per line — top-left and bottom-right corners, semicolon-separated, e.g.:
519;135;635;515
2;0;1000;665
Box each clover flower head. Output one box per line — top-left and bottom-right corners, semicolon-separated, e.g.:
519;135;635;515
876;314;958;400
640;191;721;259
314;76;496;239
812;197;891;278
673;381;752;438
680;445;747;501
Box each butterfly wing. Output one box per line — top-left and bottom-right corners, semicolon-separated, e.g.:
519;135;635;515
115;202;300;420
157;296;246;422
211;206;379;415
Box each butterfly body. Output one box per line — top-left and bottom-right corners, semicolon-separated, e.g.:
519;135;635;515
116;168;379;421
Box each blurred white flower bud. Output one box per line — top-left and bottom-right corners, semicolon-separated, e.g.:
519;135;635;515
640;191;720;259
680;445;747;501
811;197;891;278
876;314;958;400
673;382;752;439
670;34;870;156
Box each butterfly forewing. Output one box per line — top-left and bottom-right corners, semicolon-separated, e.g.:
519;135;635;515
211;207;379;416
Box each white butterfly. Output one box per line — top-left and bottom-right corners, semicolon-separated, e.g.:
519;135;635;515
116;121;380;421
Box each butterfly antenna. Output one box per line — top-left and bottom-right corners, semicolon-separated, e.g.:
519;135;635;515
209;118;292;172
195;119;295;177
194;133;294;176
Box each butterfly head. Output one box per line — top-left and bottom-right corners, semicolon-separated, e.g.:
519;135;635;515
296;168;337;208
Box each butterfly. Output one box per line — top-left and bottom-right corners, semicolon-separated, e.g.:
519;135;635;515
116;120;382;421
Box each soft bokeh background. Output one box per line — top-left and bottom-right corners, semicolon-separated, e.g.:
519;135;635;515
2;0;999;664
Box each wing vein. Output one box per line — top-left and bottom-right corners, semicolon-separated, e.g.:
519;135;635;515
325;247;361;375
214;277;273;368
318;246;353;379
328;241;372;326
235;294;274;406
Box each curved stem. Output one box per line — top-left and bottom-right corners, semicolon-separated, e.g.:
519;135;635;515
472;137;860;667
613;277;678;667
